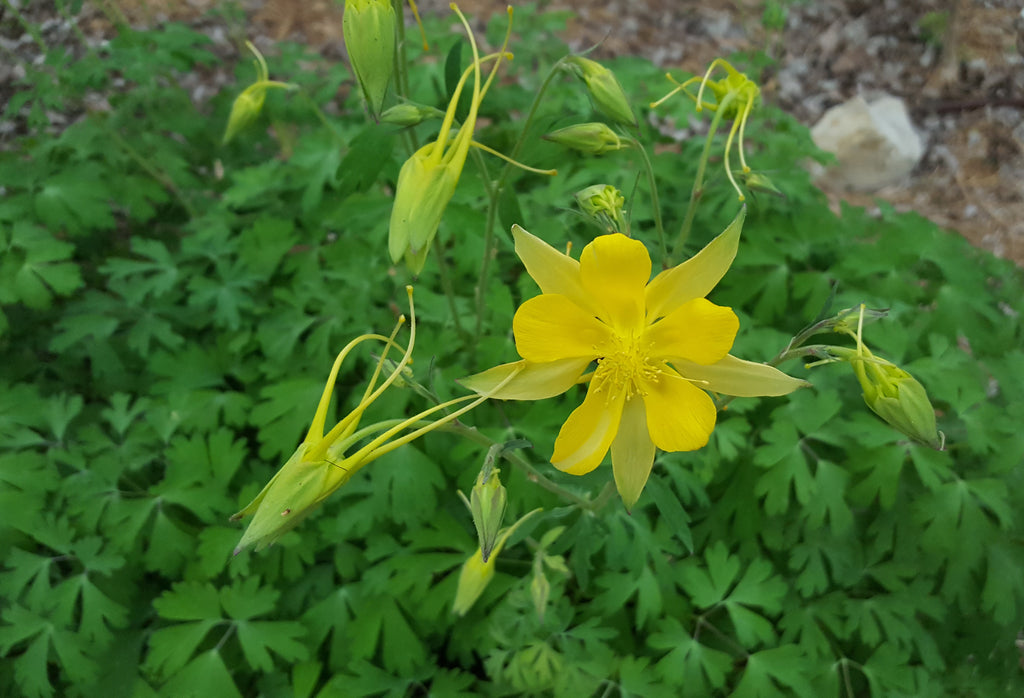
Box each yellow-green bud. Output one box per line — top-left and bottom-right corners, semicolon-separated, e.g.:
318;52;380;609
741;171;784;198
545;122;628;155
451;508;541;616
470;462;508;562
452;547;497;616
223;86;267;145
388;141;463;273
564;56;637;128
230;443;348;553
223;41;295;145
379;103;446;127
343;0;397;117
575;183;627;234
853;353;942;449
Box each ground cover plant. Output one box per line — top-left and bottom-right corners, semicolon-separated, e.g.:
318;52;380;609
2;2;1024;696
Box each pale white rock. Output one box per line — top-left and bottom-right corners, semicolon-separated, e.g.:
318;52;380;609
810;95;924;191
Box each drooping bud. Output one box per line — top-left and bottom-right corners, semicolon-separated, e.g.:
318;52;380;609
563;56;637;128
223;41;296;144
852;351;942;449
343;0;397;117
468;451;507;562
545;122;628;155
451;508;541;616
829;305;943;450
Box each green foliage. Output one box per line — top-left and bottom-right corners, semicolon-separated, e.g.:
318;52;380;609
1;4;1023;697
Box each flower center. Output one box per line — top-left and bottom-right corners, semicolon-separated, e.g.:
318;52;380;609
593;333;663;400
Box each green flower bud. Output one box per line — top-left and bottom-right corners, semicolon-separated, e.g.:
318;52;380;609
564;56;637;128
343;0;397;117
575;183;627;234
545;122;628;155
223;41;295;145
853;351;942;449
470;461;507;562
230;443;344;553
452;546;497;616
451;508;540;616
379;102;446;127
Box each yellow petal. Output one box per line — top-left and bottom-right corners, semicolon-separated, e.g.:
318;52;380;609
645;298;738;365
579;233;651;331
514;294;612;363
551;379;626;475
642;370;716;452
672;354;810;397
645;207;745;320
610;396;657;510
460;358;591;400
511;224;592;313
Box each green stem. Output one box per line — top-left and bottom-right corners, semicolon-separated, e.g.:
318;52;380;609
431;231;467;340
673;94;733;261
299;90;344;145
471;57;567;339
446;421;608;511
624;135;667;263
391;0;420;152
471;147;498;340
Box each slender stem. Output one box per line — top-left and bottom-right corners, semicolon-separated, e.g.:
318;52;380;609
673;94;733;261
446;421;608;511
391;0;420;152
471;147;498;339
624;135;667;263
470;57;567;341
431;231;467;340
299;90;344;144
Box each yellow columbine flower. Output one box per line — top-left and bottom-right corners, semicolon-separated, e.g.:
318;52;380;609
232;287;519;552
651;58;760;201
462;209;807;509
387;5;513;274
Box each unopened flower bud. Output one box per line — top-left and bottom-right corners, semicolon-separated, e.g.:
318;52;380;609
575;183;627;234
853;352;942;450
379;102;445;127
741;171;784;198
451;508;541;616
470;460;507;562
545;122;627;155
343;0;397;117
564;56;637;128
